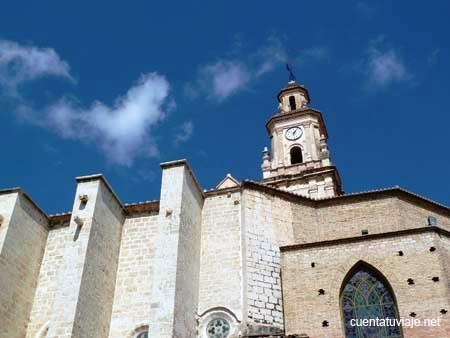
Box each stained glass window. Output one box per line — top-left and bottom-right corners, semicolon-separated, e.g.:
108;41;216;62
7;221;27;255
207;318;230;338
341;264;403;338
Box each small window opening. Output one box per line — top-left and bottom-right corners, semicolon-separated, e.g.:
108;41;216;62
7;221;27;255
428;215;438;226
361;229;369;235
430;246;436;252
289;96;297;111
311;262;316;268
407;278;414;285
290;147;303;164
322;320;329;327
409;312;417;317
440;309;448;314
432;276;440;282
318;289;325;295
398;251;404;256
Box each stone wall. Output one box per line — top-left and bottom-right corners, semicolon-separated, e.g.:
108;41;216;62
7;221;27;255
25;224;71;338
108;213;159;338
281;231;450;338
2;165;449;338
242;189;296;329
198;190;243;319
291;195;450;244
0;190;17;252
0;191;48;338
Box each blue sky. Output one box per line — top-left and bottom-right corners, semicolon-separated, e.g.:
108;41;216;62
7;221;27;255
1;1;449;214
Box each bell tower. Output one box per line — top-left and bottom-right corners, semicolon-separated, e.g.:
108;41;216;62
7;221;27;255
261;68;342;198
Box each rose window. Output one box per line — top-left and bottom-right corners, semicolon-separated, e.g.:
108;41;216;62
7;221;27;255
206;318;230;338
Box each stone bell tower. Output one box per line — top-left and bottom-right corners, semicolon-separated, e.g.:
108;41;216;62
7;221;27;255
261;69;342;198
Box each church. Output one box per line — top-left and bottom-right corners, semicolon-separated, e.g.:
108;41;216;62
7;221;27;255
1;75;449;338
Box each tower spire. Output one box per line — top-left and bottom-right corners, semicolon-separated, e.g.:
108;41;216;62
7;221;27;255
286;63;296;83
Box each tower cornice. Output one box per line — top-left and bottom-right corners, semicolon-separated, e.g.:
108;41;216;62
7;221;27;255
262;165;343;196
265;107;329;138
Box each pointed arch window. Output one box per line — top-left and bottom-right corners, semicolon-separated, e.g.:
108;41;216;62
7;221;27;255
340;263;403;338
289;96;297;111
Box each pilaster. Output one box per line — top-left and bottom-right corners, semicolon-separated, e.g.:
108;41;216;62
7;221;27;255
0;189;49;338
149;160;204;338
47;176;124;338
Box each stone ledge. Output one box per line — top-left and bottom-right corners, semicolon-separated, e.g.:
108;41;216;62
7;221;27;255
280;225;450;252
242;335;308;338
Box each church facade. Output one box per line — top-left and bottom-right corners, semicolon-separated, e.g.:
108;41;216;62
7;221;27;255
1;78;450;338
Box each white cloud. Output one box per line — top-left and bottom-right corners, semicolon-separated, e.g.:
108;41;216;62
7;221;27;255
174;121;194;144
0;39;73;93
187;36;287;102
44;73;170;166
366;49;407;87
358;38;410;89
1;39;176;166
202;61;250;101
186;38;333;102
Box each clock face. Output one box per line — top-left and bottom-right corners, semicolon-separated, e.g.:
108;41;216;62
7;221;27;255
285;127;302;141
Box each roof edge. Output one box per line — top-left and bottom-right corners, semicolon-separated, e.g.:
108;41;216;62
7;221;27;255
160;159;204;198
241;180;450;215
75;173;123;208
0;187;49;222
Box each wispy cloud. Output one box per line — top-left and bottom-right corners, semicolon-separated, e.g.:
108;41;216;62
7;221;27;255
357;37;410;89
300;46;330;64
200;61;250;101
254;35;287;77
0;39;73;94
355;1;376;18
427;48;440;66
2;40;174;166
174;121;194;144
186;36;287;102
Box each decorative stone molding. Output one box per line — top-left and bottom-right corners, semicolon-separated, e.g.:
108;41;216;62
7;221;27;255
127;324;149;338
241;322;284;337
197;308;240;338
73;215;84;227
78;194;89;203
34;321;50;338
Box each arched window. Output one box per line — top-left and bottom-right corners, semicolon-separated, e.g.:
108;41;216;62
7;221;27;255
289;96;296;111
290;147;303;164
341;263;403;338
135;332;148;338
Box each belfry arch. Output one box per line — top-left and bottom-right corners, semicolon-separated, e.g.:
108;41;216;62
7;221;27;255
340;261;403;338
290;146;303;164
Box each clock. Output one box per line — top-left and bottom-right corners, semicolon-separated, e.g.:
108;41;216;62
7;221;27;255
285;127;302;141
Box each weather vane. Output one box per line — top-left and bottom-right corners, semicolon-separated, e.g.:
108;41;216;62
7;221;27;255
286;63;296;82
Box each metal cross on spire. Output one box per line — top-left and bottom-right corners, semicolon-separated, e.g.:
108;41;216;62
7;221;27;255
286;63;296;82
